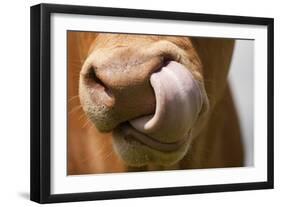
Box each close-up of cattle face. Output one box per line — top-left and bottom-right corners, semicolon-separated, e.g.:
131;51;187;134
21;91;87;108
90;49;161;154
67;32;253;175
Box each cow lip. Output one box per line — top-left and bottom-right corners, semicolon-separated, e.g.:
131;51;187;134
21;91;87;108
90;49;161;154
116;122;188;152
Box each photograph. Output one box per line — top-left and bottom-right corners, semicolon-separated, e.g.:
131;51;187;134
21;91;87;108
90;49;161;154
30;4;273;203
67;31;253;175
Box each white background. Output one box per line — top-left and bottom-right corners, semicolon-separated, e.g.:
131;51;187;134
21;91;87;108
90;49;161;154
0;0;279;206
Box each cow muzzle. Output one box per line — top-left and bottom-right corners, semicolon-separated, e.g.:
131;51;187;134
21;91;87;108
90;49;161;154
79;41;208;166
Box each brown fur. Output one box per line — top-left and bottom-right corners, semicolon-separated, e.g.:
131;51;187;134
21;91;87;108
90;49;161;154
67;32;244;175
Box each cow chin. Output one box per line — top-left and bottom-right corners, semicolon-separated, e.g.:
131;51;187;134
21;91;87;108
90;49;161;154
112;123;192;167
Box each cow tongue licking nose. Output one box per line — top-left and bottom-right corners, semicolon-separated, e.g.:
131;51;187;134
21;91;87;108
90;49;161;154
129;61;203;144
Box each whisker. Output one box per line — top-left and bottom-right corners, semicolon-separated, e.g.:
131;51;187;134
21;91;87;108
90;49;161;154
103;150;114;162
79;142;111;165
68;105;82;114
82;119;90;128
78;112;87;121
82;117;93;128
79;142;107;164
68;95;80;102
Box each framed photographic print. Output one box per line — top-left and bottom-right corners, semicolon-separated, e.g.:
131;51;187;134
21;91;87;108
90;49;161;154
30;3;274;203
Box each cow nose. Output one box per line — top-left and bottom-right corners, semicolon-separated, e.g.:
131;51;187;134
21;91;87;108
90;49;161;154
80;57;162;123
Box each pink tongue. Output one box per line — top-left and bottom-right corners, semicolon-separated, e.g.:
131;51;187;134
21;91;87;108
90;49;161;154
129;61;203;143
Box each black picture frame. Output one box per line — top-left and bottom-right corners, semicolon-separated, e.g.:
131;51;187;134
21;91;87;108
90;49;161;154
30;3;274;204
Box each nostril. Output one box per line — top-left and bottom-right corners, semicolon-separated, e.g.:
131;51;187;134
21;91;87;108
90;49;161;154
83;66;115;107
87;67;106;88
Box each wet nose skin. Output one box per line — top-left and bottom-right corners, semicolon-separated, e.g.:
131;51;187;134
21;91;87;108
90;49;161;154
80;51;164;129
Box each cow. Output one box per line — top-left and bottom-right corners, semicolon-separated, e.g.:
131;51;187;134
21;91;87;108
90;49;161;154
67;32;244;175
